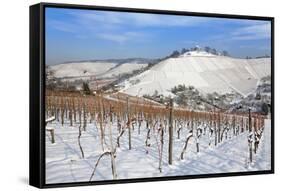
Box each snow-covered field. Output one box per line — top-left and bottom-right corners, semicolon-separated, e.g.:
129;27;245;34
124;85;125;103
46;117;271;184
101;63;148;78
48;60;148;81
49;61;116;78
45;50;271;184
121;52;271;97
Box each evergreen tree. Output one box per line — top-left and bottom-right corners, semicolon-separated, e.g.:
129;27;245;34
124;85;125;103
210;48;217;55
222;50;229;56
181;48;187;54
170;50;180;58
204;46;211;53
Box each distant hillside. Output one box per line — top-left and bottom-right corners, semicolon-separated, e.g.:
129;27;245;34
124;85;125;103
120;50;271;97
47;58;156;81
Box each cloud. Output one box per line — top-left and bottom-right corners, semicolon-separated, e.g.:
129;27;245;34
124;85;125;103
47;19;77;33
72;11;123;25
231;22;271;40
97;31;146;43
206;21;271;43
68;10;210;29
97;33;128;43
127;14;209;27
46;7;271;51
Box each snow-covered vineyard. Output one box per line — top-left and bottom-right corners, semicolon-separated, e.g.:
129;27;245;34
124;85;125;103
45;92;271;184
121;53;270;97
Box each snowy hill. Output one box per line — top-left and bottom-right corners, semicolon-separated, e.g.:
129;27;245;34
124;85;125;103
121;52;271;97
180;50;218;57
100;62;148;78
47;58;151;80
49;61;116;79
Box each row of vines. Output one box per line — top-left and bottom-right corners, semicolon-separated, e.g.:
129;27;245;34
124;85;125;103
45;91;266;180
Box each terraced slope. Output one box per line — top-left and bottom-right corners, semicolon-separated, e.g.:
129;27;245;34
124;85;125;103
121;54;270;96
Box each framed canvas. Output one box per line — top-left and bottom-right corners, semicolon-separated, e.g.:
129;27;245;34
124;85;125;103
29;2;274;188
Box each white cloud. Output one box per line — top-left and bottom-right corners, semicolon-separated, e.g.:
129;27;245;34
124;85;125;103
47;9;271;45
47;20;77;33
97;31;146;43
69;10;210;28
206;22;271;42
71;11;123;26
127;14;209;27
231;22;271;40
97;33;128;43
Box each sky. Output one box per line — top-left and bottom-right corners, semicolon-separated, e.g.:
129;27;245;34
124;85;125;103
46;7;271;65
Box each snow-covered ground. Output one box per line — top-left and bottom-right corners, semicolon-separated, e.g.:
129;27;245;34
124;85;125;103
46;118;271;184
180;50;217;57
101;63;148;78
48;61;148;81
49;61;116;78
121;54;270;97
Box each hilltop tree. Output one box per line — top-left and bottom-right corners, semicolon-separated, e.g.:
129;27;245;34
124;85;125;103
222;50;230;56
190;46;200;51
210;48;218;55
181;48;187;54
169;50;180;58
190;47;196;51
204;46;211;53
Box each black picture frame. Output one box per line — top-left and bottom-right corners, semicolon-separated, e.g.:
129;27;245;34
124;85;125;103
30;2;275;189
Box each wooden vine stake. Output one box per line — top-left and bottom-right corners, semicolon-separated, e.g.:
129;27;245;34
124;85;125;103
248;108;253;163
168;98;173;165
109;106;117;179
126;97;132;150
